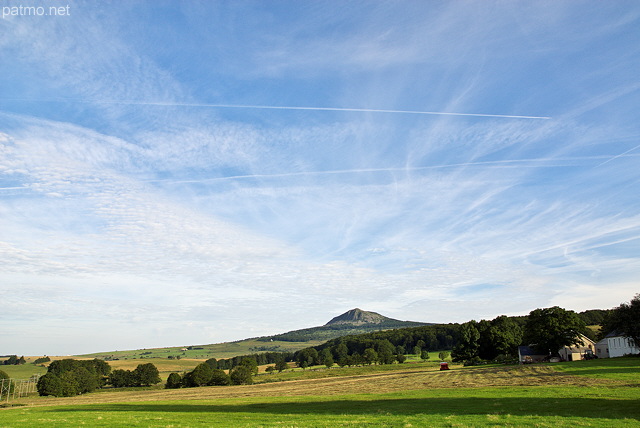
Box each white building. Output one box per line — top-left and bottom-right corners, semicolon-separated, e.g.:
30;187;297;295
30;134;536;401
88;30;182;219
596;332;640;358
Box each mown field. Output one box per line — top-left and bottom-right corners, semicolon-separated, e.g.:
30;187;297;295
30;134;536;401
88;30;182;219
2;358;639;427
0;352;448;383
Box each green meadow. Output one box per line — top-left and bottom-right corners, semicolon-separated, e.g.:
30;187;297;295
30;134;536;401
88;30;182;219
75;338;327;361
2;358;639;427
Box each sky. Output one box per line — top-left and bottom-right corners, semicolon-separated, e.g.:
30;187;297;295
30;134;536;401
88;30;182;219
1;1;639;356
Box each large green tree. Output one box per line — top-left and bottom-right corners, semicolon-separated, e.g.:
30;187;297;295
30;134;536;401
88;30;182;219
451;321;480;362
602;294;640;348
187;363;213;387
485;315;523;358
524;306;586;355
133;363;161;387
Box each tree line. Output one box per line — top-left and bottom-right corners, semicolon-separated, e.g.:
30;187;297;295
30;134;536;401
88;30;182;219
36;359;162;397
1;355;26;365
286;300;635;367
165;358;260;389
175;306;618;372
204;351;295;370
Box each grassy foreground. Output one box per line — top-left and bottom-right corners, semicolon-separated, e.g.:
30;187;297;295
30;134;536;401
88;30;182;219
1;358;639;427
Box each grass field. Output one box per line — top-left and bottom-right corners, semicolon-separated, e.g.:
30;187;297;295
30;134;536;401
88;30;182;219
1;358;639;427
75;338;327;361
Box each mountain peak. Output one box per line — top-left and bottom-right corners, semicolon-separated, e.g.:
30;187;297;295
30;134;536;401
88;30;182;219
325;308;392;326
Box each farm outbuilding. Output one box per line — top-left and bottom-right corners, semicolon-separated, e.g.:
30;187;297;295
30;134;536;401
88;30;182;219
557;334;596;361
517;346;547;364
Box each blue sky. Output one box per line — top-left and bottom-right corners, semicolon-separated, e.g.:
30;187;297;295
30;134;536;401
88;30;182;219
1;1;639;356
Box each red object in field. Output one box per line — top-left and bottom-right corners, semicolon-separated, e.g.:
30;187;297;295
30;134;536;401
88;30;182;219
439;362;450;370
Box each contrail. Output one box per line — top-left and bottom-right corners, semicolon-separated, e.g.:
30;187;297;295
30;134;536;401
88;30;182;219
596;142;640;167
4;98;551;120
97;100;552;120
147;156;618;185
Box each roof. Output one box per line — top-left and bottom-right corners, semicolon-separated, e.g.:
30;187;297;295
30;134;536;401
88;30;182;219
604;331;630;338
518;346;545;356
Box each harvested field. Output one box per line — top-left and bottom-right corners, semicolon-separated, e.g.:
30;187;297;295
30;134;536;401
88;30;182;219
13;364;615;408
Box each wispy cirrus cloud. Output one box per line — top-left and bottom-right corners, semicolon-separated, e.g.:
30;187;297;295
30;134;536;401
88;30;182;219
1;1;639;355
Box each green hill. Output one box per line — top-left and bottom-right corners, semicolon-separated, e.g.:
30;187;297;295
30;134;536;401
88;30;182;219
76;309;429;360
259;308;429;342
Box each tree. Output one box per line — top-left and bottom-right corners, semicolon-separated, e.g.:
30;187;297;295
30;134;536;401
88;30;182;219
189;363;213;386
275;359;289;372
133;363;161;387
363;348;378;365
238;358;259;375
319;348;333;368
74;367;98;393
230;366;253;385
36;373;61;396
109;369;135;388
209;369;231;386
40;358;110;396
3;355;18;365
376;340;396;365
396;353;407;364
413;345;422;356
524;306;586;356
602;294;640;348
296;348;318;369
487;316;523;358
59;371;81;397
165;373;182;389
333;343;349;362
420;350;430;361
204;358;218;369
1;369;15;395
452;321;480;362
438;351;449;361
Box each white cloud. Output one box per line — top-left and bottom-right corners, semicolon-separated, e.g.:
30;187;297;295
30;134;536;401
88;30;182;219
1;1;639;355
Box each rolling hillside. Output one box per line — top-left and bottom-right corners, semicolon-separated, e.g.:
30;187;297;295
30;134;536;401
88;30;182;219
77;309;429;360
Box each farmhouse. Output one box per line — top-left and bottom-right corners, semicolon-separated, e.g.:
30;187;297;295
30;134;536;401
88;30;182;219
596;332;640;358
557;334;596;361
519;334;597;363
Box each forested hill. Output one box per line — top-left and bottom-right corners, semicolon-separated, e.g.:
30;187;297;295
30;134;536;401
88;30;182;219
257;309;430;343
